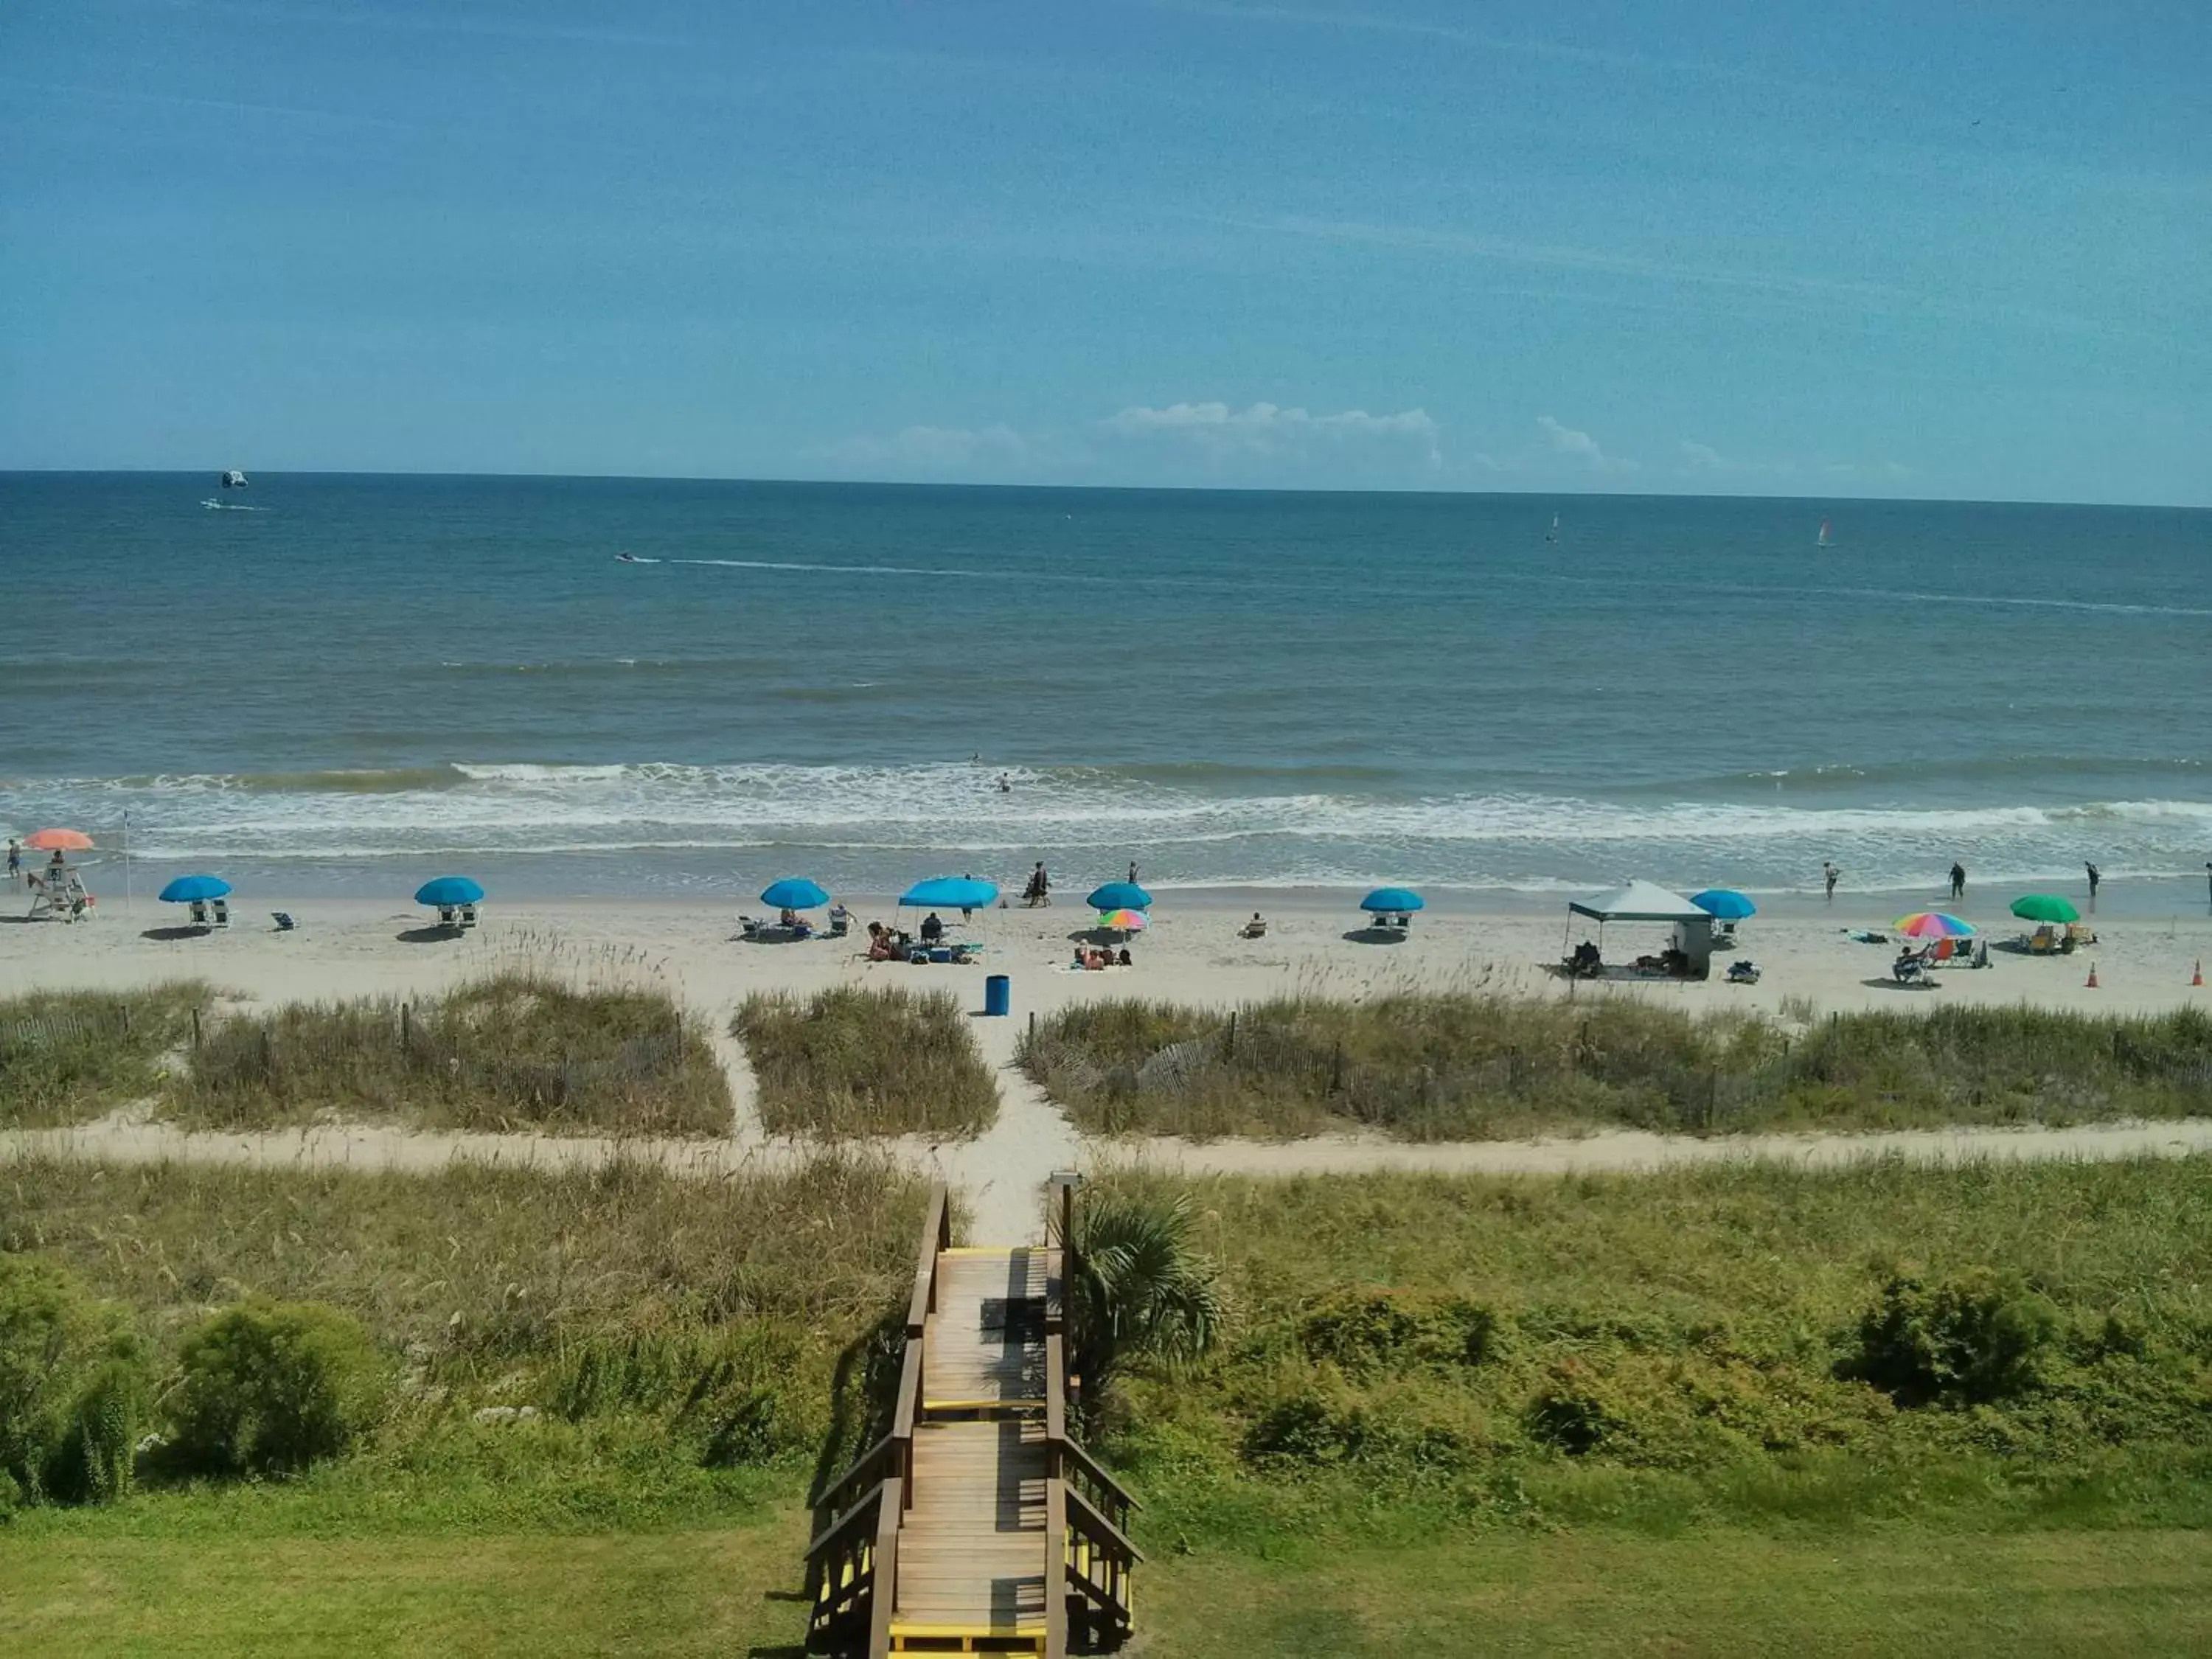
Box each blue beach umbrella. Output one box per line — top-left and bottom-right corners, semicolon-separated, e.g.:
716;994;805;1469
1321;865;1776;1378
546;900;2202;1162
1360;887;1426;914
414;875;484;908
760;877;831;911
900;876;1000;911
159;874;232;904
1690;888;1756;921
1085;880;1152;911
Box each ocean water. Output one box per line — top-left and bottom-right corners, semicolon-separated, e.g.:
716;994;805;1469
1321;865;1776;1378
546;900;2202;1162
2;472;2208;906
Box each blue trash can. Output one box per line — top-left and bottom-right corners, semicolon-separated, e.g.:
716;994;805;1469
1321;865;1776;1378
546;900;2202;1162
984;973;1012;1018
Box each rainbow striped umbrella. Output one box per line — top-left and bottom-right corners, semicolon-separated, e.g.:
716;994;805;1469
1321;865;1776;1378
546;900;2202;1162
1096;908;1149;933
1894;911;1975;939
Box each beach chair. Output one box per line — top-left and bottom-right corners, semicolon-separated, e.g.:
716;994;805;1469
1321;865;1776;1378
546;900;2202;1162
1725;959;1761;984
271;912;296;931
211;898;229;928
437;905;457;928
739;914;762;940
827;905;852;938
458;903;479;930
1240;917;1268;939
1891;953;1934;987
188;900;209;926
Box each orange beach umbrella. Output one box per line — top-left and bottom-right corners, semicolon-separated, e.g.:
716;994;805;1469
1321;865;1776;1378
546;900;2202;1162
24;828;94;852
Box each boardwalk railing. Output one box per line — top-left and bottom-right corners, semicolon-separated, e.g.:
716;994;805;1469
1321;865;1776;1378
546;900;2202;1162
807;1183;948;1655
809;1178;1136;1657
1044;1175;1141;1657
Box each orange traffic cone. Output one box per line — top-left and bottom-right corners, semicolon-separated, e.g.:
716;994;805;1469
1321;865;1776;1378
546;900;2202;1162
2084;962;2099;990
2193;959;2204;987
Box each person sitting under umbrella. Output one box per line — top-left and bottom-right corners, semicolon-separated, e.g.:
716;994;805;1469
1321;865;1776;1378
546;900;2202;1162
920;911;945;945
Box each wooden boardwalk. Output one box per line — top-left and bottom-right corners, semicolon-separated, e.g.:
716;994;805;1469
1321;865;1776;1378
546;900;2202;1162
807;1183;1140;1657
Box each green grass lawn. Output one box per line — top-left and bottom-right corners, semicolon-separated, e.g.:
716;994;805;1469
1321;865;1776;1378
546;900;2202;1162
1140;1526;2212;1657
1;1513;810;1657
8;1496;2209;1656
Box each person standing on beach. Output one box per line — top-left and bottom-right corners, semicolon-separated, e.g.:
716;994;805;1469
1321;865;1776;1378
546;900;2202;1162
1127;860;1139;885
4;839;18;886
1949;862;1966;902
1822;861;1839;902
2085;861;2101;909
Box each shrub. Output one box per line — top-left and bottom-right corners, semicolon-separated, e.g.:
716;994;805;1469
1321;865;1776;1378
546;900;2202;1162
168;1299;389;1475
1298;1288;1502;1374
1242;1377;1491;1476
1846;1270;2061;1408
0;1255;152;1506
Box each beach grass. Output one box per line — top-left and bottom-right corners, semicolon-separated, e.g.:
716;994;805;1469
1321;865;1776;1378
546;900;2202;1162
6;1153;2211;1652
734;984;998;1138
0;981;214;1129
0;1152;919;1370
0;1151;925;1540
167;973;733;1135
1085;1156;2212;1543
1018;993;2212;1139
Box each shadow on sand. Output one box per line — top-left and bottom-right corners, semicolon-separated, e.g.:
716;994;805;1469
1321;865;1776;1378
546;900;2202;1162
1341;926;1409;945
397;925;465;945
140;925;213;942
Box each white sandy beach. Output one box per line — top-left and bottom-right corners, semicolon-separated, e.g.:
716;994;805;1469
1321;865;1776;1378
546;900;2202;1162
5;888;2209;1241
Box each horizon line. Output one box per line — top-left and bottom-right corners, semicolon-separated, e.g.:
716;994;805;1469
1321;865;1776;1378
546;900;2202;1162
0;467;2204;513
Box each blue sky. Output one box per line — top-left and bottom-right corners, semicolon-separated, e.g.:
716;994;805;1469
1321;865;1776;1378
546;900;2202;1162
1;1;2206;502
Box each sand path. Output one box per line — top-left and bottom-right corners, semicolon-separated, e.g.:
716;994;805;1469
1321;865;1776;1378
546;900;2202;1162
10;1107;2210;1245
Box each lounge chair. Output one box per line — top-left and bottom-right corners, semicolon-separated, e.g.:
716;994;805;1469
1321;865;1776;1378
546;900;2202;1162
739;914;762;940
188;900;209;926
458;903;479;930
211;898;229;928
271;912;296;931
437;905;457;928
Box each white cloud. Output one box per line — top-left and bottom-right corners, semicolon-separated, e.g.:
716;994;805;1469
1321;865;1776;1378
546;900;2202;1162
1678;439;1731;471
1536;414;1637;473
1102;400;1440;467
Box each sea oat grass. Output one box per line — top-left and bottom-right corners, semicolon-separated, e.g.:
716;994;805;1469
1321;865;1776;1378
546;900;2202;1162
1020;995;2212;1139
734;984;998;1138
168;973;731;1135
0;982;214;1128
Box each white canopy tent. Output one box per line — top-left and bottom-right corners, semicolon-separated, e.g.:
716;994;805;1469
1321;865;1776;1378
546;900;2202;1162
1564;880;1715;978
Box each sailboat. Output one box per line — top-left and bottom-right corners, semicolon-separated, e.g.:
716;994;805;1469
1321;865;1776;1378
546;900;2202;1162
1545;512;1559;546
1817;517;1834;549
